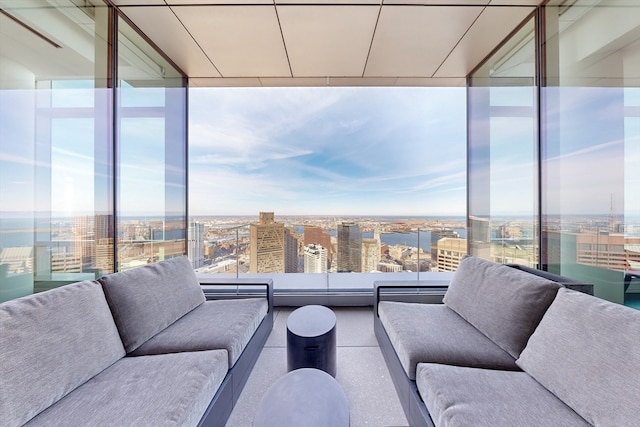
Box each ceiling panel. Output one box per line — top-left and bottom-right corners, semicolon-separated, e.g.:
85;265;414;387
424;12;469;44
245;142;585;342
172;6;291;77
120;6;221;77
110;0;165;5
277;0;380;4
189;77;263;87
365;6;484;77
112;1;543;86
277;5;380;77
488;0;542;4
168;0;273;4
382;0;488;4
395;77;466;86
434;6;534;77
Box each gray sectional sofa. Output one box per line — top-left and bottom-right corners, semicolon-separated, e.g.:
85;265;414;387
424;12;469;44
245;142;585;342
375;255;639;427
0;256;273;427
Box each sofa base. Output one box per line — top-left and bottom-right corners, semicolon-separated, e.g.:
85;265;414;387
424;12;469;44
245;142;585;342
374;313;434;427
198;309;273;427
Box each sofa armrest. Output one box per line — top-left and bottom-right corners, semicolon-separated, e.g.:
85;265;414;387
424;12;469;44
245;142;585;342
198;277;274;314
374;280;450;317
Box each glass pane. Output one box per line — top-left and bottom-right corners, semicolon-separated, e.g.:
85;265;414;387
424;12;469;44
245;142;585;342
0;1;112;301
541;1;640;306
189;87;468;285
468;18;538;267
116;16;187;271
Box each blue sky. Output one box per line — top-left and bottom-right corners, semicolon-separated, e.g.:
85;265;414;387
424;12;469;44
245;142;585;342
188;87;468;216
2;84;634;218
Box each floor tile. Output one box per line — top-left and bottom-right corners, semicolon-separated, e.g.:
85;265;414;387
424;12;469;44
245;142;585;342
226;307;408;427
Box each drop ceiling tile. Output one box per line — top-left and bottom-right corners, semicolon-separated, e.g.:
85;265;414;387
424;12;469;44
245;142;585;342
327;77;399;86
189;77;263;86
277;0;380;4
167;0;273;4
118;6;221;77
259;77;329;86
172;6;290;77
277;5;380;77
111;0;165;5
434;6;535;77
382;0;488;4
488;0;542;4
395;77;466;86
365;5;484;77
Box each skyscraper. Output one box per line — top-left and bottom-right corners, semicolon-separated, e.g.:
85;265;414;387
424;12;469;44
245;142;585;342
362;236;381;273
304;243;327;273
284;227;300;273
337;222;362;272
249;212;285;273
188;221;205;269
436;238;466;272
304;225;333;269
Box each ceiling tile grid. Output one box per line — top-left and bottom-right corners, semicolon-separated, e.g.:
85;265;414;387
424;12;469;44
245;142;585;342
115;1;541;86
277;5;380;77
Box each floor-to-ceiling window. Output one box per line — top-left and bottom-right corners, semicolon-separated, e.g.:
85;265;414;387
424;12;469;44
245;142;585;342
0;1;112;301
541;0;640;306
468;16;539;268
116;16;187;271
0;1;187;302
188;87;468;290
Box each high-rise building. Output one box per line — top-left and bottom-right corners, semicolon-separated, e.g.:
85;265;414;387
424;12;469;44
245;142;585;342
304;225;333;269
304;243;327;273
284;227;299;273
362;237;381;273
73;215;94;265
431;228;460;270
249;212;285;273
188;222;205;269
337;223;362;272
94;214;114;274
436;238;467;272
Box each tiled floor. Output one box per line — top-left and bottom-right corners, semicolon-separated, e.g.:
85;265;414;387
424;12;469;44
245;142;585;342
225;306;409;427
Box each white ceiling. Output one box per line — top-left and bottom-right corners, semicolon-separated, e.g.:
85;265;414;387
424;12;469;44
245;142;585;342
111;0;541;87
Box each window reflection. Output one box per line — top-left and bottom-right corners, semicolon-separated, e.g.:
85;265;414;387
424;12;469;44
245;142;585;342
116;16;187;271
541;2;640;306
468;18;538;268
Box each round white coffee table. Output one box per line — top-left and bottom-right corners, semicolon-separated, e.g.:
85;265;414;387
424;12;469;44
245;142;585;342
252;368;349;427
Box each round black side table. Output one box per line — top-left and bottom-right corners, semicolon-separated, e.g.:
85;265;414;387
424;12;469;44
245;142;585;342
252;368;350;427
286;305;337;377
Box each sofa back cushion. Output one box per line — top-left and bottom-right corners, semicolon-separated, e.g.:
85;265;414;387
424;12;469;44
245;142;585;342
0;280;125;427
99;256;205;353
443;255;560;358
517;287;640;427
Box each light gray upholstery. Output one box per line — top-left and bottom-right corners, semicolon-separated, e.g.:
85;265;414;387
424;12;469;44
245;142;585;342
99;256;205;353
443;255;560;358
130;298;268;366
416;363;591;427
24;350;229;427
378;301;517;380
517;287;640;427
0;281;125;427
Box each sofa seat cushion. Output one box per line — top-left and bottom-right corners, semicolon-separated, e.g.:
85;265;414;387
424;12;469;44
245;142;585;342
24;350;229;427
130;298;268;366
99;256;206;353
378;301;517;380
416;363;591;427
443;255;560;359
0;281;125;427
517;287;640;427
